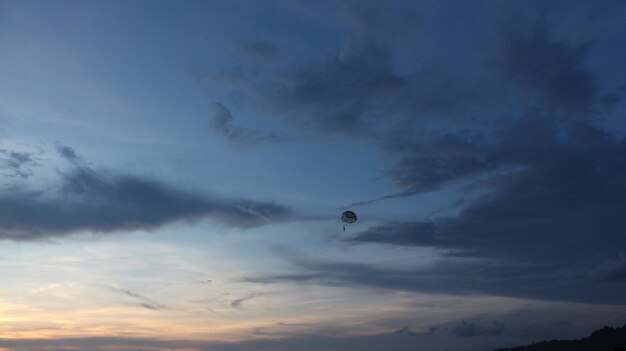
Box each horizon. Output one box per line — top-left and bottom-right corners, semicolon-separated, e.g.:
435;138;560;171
1;1;626;350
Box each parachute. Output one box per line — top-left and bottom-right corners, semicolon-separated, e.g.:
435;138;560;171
341;210;357;232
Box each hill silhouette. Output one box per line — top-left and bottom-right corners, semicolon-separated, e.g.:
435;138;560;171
496;324;626;351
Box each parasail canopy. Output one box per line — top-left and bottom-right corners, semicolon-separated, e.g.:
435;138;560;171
341;210;357;224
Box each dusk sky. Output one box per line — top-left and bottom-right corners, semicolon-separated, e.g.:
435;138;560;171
1;1;626;350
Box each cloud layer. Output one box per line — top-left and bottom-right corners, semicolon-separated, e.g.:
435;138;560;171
237;2;626;305
0;145;289;240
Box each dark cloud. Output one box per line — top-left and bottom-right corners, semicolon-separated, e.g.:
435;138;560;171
244;244;626;304
346;130;499;206
339;116;626;302
0;148;39;179
353;117;626;260
332;118;626;303
56;144;80;164
240;41;281;60
270;46;405;135
381;130;498;196
353;17;622;204
452;321;505;337
393;326;419;336
208;1;622;147
250;1;483;138
0;145;289;240
344;15;626;271
244;252;492;296
349;221;437;247
208;1;626;306
489;19;617;115
589;255;626;284
209;103;281;146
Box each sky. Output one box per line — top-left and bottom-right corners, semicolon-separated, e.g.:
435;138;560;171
1;0;626;350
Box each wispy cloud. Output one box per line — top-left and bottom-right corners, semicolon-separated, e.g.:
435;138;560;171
230;293;262;310
108;285;168;311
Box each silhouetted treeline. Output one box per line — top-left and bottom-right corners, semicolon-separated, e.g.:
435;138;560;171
496;324;626;351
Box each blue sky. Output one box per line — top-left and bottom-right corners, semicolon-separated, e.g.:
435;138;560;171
1;1;626;350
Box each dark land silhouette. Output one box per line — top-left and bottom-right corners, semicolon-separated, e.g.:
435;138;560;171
496;324;626;351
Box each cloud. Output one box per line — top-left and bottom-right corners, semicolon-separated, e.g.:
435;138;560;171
489;19;616;115
55;144;80;164
244;253;487;296
381;131;499;197
452;321;505;337
203;2;626;306
343;12;621;206
269;48;405;135
0;145;290;240
0;148;40;179
335;119;626;303
344;15;626;265
230;293;261;310
589;255;626;283
289;2;410;104
244;244;626;304
353;117;626;260
108;286;168;311
232;1;485;139
209;103;281;146
137;302;166;311
113;287;143;299
393;326;419;336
